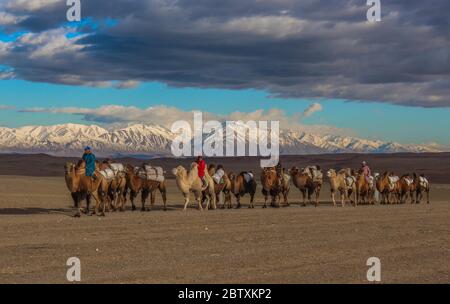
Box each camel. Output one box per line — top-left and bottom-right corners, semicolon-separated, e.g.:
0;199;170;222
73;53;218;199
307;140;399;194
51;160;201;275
302;166;323;206
124;164;167;211
355;169;374;205
172;162;216;211
206;164;232;209
228;172;257;208
64;161;109;217
397;174;415;204
289;166;315;206
260;167;290;208
109;174;127;211
327;169;354;207
376;172;399;204
412;173;430;204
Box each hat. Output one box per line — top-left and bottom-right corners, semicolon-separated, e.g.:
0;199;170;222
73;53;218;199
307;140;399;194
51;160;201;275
84;146;91;151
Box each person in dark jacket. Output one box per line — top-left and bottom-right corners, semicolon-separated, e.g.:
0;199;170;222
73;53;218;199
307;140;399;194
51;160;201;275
82;146;96;178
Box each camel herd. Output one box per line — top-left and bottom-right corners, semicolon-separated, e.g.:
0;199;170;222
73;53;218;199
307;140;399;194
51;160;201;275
64;160;430;217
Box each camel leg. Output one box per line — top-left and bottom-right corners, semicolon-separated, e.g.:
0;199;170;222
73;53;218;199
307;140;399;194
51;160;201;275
284;189;290;206
262;190;268;208
196;194;204;211
141;189;149;211
426;189;430;204
250;193;255;209
331;190;336;207
210;191;217;210
130;190;137;211
235;194;241;209
91;191;104;216
157;182;167;211
149;190;156;211
301;190;307;207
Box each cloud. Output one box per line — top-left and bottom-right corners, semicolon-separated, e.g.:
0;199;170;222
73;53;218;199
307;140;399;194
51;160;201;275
0;105;15;110
0;0;449;106
114;80;141;89
19;104;352;136
303;103;323;117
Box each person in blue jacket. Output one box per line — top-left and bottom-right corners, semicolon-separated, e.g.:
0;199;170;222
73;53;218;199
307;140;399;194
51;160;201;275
82;146;96;178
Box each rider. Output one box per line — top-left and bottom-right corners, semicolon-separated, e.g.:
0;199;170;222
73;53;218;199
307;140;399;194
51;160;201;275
196;156;207;187
82;146;96;180
275;161;283;187
361;161;371;182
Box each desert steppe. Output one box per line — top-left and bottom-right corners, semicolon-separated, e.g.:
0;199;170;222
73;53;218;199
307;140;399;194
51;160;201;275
0;153;449;283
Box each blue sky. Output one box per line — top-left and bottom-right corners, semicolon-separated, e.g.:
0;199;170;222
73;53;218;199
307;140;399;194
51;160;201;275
0;0;449;147
1;79;449;145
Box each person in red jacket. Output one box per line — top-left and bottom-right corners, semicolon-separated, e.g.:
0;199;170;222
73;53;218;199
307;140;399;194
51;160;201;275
196;156;207;187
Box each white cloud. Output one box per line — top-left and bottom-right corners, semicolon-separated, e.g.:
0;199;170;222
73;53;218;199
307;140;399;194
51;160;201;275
114;80;141;89
19;104;351;136
303;103;323;117
0;105;15;110
202;15;307;38
6;0;60;12
0;12;25;25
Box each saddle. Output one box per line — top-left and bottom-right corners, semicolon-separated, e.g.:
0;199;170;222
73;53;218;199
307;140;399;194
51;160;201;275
418;176;428;188
212;168;225;184
135;164;165;182
99;163;125;181
242;172;254;183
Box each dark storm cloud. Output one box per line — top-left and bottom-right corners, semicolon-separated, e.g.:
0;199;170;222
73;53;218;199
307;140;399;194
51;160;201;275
0;0;449;107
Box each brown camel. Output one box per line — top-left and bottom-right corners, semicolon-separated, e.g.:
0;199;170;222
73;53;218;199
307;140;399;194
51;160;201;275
124;164;167;211
206;164;232;209
289;166;315;206
109;174;127;211
397;174;415;204
355;169;374;205
228;172;257;208
172;162;216;211
376;172;388;204
64;161;109;217
261;167;290;208
412;173;430;204
376;172;398;204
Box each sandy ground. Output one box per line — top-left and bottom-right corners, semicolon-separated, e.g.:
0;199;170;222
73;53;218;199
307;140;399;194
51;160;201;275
0;175;449;284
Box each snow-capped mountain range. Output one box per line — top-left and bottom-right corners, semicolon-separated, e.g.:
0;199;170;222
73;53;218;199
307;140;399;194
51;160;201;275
0;123;444;157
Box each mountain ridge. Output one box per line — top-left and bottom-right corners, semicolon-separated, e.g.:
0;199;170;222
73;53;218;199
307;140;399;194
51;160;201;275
0;123;444;157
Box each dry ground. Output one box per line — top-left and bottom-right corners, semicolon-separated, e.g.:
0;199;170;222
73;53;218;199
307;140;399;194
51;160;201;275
0;175;449;283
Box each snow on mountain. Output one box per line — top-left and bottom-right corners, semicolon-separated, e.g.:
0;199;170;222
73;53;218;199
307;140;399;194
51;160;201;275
0;123;444;157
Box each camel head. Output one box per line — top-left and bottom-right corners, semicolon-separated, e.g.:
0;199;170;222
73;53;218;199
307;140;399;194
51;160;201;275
289;166;299;176
172;165;187;178
326;169;336;178
64;162;75;175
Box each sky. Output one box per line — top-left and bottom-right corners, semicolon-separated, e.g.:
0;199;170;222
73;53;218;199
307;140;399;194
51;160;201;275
0;0;449;146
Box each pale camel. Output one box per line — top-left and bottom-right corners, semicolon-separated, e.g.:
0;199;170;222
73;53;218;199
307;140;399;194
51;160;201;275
172;162;216;211
412;173;430;204
124;164;167;211
228;172;257;208
327;169;353;207
64;161;109;217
